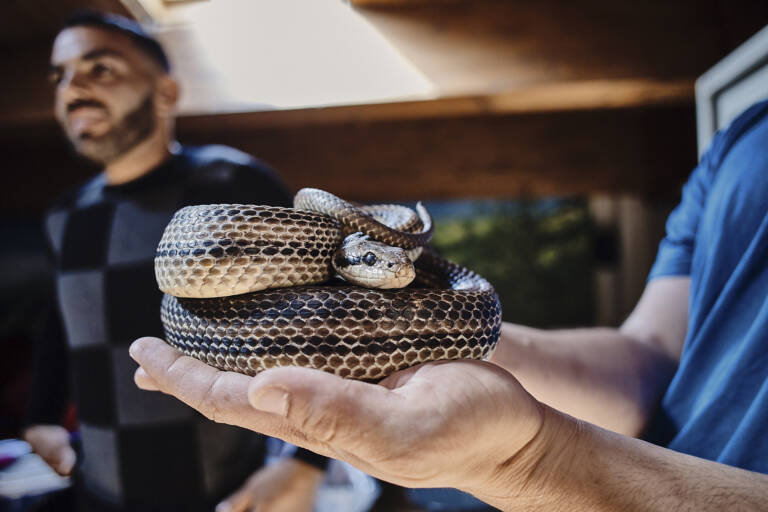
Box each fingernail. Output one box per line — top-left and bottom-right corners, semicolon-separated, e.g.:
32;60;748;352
249;386;290;416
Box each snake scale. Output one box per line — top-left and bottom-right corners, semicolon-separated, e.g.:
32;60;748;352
155;188;502;380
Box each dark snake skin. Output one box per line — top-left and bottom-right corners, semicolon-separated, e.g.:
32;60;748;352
155;192;502;380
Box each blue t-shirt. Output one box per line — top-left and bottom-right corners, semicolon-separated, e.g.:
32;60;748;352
644;99;768;472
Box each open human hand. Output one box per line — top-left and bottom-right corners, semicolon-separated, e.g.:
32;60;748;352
129;336;548;501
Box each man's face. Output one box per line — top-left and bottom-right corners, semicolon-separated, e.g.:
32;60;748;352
49;26;160;164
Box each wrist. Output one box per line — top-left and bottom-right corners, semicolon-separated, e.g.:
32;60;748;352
468;405;589;511
490;323;541;371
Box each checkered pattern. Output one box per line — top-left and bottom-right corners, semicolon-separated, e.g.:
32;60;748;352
38;145;292;510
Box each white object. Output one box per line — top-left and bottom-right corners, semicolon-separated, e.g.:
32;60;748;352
696;24;768;157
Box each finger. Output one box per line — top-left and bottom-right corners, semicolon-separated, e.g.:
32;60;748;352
130;338;405;463
247;367;403;452
129;337;288;434
133;367;159;391
130;337;252;423
52;444;76;476
378;362;422;390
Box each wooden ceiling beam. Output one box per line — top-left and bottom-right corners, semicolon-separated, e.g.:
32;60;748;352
348;0;463;5
0;68;693;128
176;78;693;131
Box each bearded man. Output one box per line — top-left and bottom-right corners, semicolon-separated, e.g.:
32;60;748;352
22;11;326;512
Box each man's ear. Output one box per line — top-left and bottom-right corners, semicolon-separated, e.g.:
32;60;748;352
155;74;179;118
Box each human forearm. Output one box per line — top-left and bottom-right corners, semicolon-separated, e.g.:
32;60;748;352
491;323;676;435
490;278;689;436
481;406;768;512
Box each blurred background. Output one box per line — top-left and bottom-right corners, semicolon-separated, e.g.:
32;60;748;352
1;0;767;510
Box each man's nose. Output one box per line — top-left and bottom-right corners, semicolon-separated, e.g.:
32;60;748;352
57;70;91;103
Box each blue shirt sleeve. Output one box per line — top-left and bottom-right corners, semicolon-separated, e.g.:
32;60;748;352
648;138;720;280
649;99;768;281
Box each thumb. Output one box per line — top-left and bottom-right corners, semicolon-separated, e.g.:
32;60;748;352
247;367;398;450
51;443;76;476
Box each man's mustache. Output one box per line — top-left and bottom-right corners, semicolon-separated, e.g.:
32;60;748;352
67;99;107;114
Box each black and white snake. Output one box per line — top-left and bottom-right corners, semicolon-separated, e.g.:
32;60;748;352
155;189;502;380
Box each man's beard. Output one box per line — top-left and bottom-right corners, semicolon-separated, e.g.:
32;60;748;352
70;94;155;165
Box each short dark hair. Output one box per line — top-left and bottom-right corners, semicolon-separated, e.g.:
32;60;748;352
61;10;170;72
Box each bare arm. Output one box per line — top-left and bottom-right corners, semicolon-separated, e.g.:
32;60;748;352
490;276;690;435
487;407;768;512
129;338;768;512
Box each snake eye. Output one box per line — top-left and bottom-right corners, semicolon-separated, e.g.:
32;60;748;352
363;252;377;266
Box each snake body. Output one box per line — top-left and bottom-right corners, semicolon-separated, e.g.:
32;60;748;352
155;189;502;380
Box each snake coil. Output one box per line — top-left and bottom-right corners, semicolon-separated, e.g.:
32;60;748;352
155;189;502;380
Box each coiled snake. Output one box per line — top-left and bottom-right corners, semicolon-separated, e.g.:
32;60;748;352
155;189;502;380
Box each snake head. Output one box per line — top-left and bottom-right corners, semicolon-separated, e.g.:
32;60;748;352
333;232;416;289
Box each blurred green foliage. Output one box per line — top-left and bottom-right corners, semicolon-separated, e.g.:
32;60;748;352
428;199;595;328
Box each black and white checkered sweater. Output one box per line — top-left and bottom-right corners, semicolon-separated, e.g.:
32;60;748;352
28;145;293;511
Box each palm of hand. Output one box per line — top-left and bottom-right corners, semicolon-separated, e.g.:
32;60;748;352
130;337;543;494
